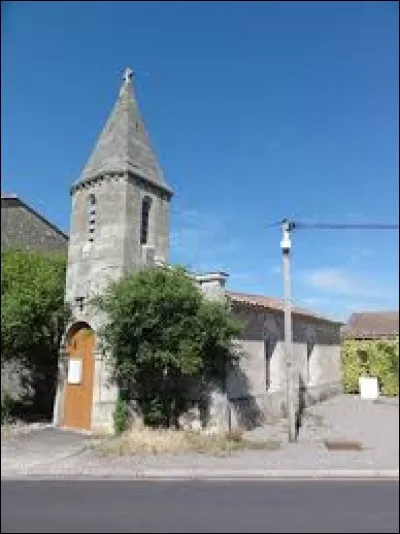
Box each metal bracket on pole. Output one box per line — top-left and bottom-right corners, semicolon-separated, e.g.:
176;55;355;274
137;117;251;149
280;219;292;251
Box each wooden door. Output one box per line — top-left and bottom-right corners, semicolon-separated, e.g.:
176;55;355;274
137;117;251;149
63;326;95;430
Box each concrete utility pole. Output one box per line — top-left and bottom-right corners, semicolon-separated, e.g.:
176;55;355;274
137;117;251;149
280;219;296;443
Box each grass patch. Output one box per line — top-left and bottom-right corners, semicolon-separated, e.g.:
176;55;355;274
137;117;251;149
97;423;281;456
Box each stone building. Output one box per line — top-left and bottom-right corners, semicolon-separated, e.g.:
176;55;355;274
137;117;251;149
53;69;342;433
1;193;68;253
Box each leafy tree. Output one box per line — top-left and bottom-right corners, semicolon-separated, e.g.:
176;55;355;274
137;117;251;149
92;266;243;428
1;249;68;418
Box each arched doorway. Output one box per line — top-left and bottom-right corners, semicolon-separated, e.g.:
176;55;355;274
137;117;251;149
63;322;95;430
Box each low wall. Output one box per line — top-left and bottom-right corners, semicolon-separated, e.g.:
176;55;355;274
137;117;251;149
227;380;342;430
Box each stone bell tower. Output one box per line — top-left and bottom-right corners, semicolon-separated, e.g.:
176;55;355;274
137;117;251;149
53;68;173;432
67;67;173;301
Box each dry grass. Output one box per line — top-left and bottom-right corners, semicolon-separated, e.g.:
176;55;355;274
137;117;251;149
97;422;281;457
1;421;49;440
1;425;12;440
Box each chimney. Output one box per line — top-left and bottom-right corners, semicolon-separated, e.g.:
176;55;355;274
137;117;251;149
195;272;229;302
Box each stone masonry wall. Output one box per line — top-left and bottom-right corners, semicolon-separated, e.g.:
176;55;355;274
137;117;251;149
226;303;342;428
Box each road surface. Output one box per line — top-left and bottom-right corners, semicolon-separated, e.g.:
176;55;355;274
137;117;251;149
1;480;399;533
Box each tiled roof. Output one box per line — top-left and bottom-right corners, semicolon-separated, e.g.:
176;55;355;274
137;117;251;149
226;291;341;324
73;68;173;196
343;311;399;339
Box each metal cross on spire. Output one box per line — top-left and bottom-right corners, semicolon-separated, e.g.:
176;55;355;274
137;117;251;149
123;67;133;84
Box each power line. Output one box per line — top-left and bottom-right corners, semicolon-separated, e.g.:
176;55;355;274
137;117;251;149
292;222;399;230
267;220;399;230
266;221;283;228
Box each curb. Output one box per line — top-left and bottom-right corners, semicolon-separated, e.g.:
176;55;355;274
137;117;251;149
2;469;399;481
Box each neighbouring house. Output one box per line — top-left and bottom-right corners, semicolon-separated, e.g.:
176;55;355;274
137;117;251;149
51;68;343;433
342;311;399;340
1;194;68;412
341;311;399;397
1;193;68;253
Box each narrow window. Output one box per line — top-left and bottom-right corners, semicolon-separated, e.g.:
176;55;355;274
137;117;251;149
140;196;151;245
264;340;271;390
75;296;84;312
88;193;96;242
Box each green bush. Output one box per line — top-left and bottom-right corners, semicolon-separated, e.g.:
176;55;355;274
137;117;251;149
1;249;69;419
93;266;243;429
341;339;399;396
113;397;128;435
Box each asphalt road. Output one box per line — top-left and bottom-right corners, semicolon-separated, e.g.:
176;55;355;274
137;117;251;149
1;480;399;533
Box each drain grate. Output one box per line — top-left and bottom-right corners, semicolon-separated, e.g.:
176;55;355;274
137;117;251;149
324;439;364;451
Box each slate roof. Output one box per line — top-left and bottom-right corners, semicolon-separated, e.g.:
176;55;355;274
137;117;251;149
343;311;399;339
74;68;173;196
1;193;68;253
226;291;341;324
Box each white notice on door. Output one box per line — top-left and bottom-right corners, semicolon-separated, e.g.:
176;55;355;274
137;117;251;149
68;358;82;384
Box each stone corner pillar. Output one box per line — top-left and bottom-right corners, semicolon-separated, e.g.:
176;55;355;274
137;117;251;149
52;346;68;427
90;348;118;434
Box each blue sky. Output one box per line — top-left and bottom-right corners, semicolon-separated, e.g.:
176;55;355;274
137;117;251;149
2;1;399;320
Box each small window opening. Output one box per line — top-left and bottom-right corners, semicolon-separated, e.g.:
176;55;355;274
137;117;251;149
88;194;96;242
75;296;84;312
140;196;151;245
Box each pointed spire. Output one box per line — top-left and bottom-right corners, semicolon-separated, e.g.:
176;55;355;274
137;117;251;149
74;67;173;195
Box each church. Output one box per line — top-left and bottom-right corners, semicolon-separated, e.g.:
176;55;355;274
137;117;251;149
53;68;342;433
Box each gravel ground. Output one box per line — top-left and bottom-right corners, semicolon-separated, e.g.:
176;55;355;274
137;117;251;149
1;395;398;477
246;394;399;446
